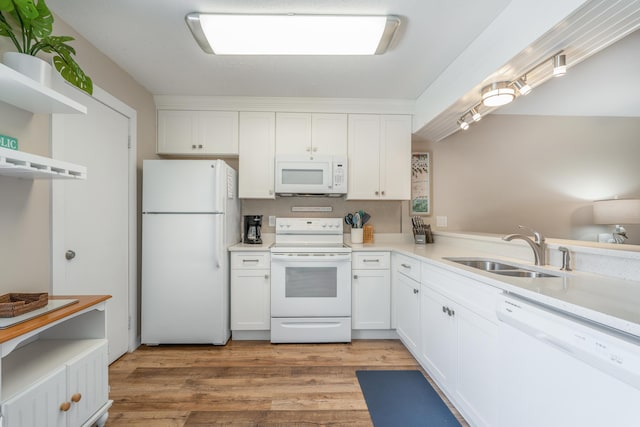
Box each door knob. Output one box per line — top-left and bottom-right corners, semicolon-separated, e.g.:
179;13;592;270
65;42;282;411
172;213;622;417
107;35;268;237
65;250;76;260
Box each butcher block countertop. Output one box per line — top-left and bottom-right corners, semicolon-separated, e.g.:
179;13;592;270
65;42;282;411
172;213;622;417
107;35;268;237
0;295;111;344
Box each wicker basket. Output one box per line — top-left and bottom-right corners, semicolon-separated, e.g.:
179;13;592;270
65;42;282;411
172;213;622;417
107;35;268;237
0;293;48;318
363;225;374;244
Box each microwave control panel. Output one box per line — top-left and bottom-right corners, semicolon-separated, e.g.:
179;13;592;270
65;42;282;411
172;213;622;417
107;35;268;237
333;159;347;193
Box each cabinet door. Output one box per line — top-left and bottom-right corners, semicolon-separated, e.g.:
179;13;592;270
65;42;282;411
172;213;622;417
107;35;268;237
157;110;198;154
455;306;499;427
380;115;411;200
239;112;276;199
352;269;391;329
347;114;381;199
66;341;109;427
275;112;312;155
2;366;67;427
198;111;239;155
231;269;271;330
312;113;347;156
420;284;456;388
394;273;421;355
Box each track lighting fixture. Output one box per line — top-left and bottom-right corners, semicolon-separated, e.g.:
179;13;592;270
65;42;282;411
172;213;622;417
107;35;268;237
513;78;532;95
481;82;515;107
456;51;568;132
552;54;566;77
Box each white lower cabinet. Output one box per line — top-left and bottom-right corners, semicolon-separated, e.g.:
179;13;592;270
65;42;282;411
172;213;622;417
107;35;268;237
419;263;500;427
420;285;456;387
0;298;111;427
231;252;271;330
352;252;391;330
2;366;67;427
3;340;108;427
393;255;421;355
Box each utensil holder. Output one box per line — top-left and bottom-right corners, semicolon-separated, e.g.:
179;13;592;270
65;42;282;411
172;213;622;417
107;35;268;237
413;233;426;244
351;228;364;244
363;225;374;243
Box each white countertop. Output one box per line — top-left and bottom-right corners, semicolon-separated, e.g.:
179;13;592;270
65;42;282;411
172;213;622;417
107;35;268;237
229;232;640;338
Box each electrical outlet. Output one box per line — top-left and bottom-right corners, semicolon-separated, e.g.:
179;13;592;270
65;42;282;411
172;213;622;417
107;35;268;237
436;216;448;227
269;215;276;227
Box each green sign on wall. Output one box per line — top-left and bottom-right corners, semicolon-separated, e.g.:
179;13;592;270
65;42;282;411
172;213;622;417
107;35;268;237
0;134;19;151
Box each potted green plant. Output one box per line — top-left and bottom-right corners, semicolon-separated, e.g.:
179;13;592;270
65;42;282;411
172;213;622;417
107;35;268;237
0;0;92;94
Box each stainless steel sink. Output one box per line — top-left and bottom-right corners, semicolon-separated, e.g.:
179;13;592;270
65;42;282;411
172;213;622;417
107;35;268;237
443;259;520;271
443;257;560;278
491;270;559;278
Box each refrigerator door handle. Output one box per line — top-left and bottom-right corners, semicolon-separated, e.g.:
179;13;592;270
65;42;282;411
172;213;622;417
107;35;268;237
212;240;220;268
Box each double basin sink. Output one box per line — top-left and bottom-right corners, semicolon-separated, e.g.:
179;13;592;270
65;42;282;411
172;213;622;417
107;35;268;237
443;257;560;278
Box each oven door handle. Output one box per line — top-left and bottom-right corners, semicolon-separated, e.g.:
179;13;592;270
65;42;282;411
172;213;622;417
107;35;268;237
271;253;351;262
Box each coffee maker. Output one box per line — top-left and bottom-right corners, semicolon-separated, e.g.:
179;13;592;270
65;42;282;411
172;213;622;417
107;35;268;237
243;215;263;244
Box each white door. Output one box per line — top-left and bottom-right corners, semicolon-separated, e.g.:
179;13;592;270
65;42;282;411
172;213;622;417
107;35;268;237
51;85;132;364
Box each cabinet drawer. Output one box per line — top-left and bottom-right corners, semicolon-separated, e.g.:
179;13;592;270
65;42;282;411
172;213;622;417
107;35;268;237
352;251;390;269
231;252;271;269
393;253;421;282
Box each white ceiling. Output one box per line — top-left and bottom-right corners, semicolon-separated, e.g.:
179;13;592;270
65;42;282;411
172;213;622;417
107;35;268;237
46;0;511;99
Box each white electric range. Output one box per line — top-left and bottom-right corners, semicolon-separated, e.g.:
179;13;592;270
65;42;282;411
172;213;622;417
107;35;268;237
270;217;352;343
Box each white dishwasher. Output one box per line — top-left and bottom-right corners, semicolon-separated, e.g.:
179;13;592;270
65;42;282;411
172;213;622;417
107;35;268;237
497;293;640;427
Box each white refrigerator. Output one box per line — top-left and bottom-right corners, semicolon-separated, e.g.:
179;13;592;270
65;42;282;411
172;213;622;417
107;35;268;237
141;159;240;345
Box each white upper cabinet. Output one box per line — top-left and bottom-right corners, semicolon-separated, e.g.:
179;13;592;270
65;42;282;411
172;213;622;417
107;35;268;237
238;112;276;199
348;114;411;200
157;110;239;156
275;112;347;157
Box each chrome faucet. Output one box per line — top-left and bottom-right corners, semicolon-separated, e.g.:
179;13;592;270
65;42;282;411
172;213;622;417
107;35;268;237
503;225;546;266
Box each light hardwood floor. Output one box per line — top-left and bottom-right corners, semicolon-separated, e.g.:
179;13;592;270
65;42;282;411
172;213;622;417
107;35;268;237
106;340;468;426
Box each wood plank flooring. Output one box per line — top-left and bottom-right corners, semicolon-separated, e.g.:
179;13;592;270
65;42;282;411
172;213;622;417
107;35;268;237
106;340;468;426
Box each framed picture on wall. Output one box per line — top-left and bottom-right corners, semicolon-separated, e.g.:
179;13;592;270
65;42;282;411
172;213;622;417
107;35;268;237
411;152;431;215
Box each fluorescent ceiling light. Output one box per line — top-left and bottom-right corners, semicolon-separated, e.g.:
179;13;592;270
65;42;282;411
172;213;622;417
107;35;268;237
185;13;400;55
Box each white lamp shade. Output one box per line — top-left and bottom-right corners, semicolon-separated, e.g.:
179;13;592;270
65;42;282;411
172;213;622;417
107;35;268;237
593;199;640;225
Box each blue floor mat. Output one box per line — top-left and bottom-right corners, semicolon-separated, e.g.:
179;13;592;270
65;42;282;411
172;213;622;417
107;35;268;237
356;370;461;427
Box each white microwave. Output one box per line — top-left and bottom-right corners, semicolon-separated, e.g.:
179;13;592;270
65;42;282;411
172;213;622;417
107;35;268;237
275;155;347;196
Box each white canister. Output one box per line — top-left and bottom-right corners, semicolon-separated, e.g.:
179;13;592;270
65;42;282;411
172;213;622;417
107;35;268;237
351;228;364;244
3;52;53;87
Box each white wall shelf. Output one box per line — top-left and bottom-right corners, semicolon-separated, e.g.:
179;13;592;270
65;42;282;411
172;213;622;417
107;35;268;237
0;63;87;114
0;147;87;180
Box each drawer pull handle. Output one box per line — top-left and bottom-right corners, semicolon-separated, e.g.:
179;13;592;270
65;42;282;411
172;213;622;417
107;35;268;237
353;274;359;279
401;263;411;269
242;259;260;263
60;402;71;412
71;393;82;403
264;274;269;279
363;259;379;263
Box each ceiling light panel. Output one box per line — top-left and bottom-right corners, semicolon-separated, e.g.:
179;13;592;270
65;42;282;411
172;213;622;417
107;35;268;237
186;13;400;55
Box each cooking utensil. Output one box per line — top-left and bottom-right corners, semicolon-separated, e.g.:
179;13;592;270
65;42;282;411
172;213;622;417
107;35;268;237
353;212;362;228
344;213;354;226
361;212;371;225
